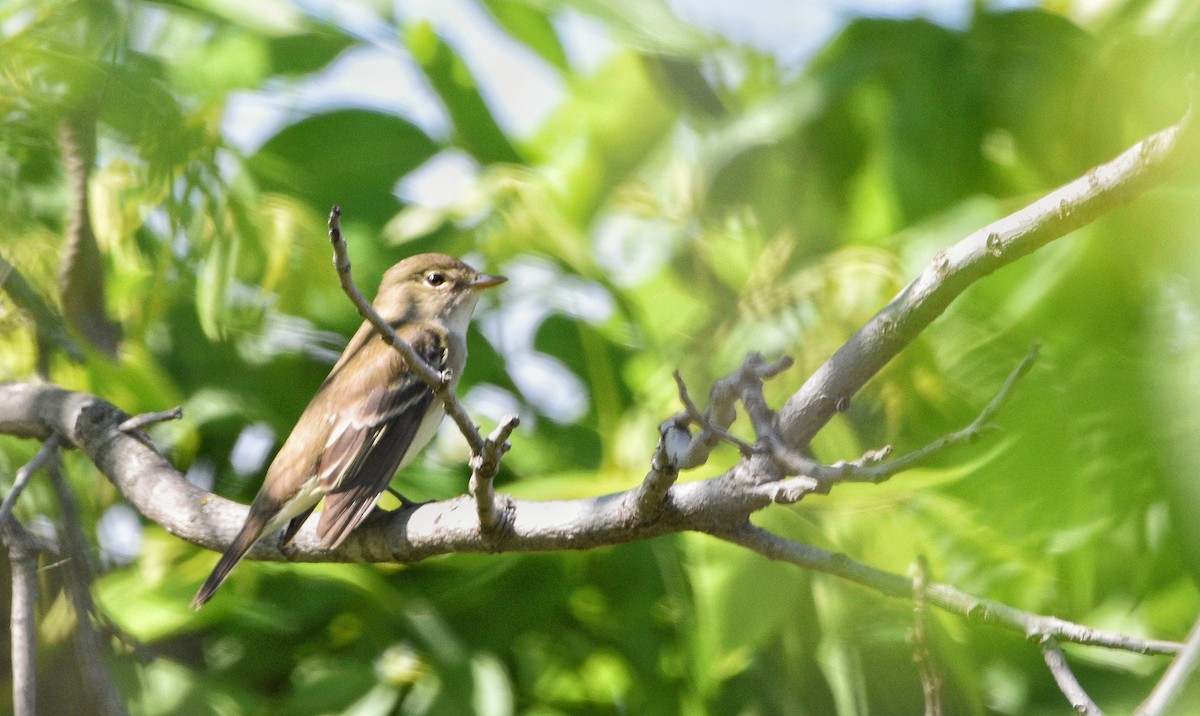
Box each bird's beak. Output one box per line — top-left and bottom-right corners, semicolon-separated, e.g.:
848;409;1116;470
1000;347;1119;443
471;273;507;290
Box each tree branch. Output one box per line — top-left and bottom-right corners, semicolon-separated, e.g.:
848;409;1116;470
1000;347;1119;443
7;530;39;716
710;522;1181;656
469;415;520;532
0;432;63;526
1135;611;1200;715
49;461;129;716
909;557;943;716
2;448;57;716
57;105;121;357
0;382;1182;658
777;107;1197;452
1038;635;1103;715
770;344;1039;495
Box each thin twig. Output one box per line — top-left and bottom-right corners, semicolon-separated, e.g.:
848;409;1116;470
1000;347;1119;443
778;106;1195;450
0;433;64;527
738;354;793;441
634;416;692;516
117;406;183;432
711;521;1183;656
910;557;943;716
771;344;1040;493
6;383;1189;659
671;354;794;471
1038;635;1103;715
673;370;755;456
469;415;520;531
327;205;485;454
1135;611;1200;716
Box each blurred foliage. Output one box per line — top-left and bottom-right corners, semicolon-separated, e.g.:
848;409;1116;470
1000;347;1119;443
3;0;1200;713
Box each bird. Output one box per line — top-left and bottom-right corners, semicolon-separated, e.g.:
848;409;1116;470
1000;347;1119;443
191;254;506;608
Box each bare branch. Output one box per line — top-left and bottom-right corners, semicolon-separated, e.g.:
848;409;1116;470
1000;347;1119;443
773;343;1039;492
469;415;520;532
1038;635;1103;715
327;206;485;454
673;370;754;456
909;557;943;716
1;444;55;716
777;109;1197;452
670;354;794;471
710;521;1182;656
58;105;121;357
0;432;63;527
635;416;693;516
0;382;1184;658
1135;611;1200;716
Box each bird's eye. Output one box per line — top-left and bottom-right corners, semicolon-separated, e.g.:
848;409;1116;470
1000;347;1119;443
424;272;447;287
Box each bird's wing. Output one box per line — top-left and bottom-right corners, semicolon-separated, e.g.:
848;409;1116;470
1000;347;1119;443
314;327;447;548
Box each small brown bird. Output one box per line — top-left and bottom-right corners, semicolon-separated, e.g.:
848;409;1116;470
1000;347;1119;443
191;254;505;608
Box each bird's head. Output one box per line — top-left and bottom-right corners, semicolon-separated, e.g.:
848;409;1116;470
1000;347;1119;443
375;254;506;335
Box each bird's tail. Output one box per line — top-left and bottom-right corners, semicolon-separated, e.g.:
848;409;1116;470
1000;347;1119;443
191;519;265;610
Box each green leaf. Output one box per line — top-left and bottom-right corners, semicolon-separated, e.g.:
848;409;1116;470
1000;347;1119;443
479;0;569;70
247;109;439;227
404;21;522;165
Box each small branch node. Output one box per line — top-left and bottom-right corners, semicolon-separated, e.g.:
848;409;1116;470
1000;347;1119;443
470;415;520;533
117;406;183;432
766;476;820;504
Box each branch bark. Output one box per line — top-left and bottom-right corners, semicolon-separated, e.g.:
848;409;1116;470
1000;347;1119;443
0;382;1183;657
776;107;1196;451
1038;636;1103;715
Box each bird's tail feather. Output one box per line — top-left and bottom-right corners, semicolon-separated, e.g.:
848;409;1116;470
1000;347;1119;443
191;520;265;609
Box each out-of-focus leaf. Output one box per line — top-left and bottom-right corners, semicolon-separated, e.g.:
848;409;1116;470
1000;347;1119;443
247;109;438;227
642;54;727;118
553;0;714;56
479;0;569;70
684;533;809;694
405;22;522;165
267;28;354;75
168;29;270;94
169;0;304;35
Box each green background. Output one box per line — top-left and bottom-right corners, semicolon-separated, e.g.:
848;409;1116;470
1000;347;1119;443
3;0;1200;713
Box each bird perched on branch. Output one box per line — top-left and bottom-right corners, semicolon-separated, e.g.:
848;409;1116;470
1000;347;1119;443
192;254;506;608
